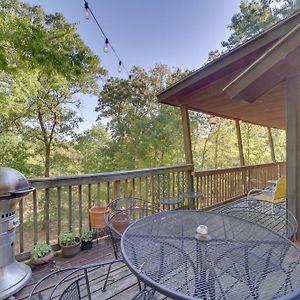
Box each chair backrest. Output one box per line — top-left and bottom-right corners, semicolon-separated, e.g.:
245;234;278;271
105;197;160;258
59;280;81;300
29;259;124;300
106;197;160;235
274;177;286;201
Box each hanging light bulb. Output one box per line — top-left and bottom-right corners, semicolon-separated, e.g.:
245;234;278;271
84;2;90;19
103;38;109;53
128;74;133;85
118;61;122;73
208;114;217;126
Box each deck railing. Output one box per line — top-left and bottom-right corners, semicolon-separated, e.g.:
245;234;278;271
16;162;285;259
193;161;286;208
17;164;193;258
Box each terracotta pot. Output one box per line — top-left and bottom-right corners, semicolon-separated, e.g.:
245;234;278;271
89;206;109;229
60;238;81;258
111;213;130;233
30;251;54;265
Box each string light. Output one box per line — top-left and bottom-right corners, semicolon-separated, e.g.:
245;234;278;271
84;2;90;19
208;115;217;126
103;38;109;53
118;61;122;73
83;0;131;78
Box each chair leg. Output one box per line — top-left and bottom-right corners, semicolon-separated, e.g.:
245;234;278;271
102;263;112;292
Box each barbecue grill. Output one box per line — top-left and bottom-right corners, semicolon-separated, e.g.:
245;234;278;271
0;167;34;299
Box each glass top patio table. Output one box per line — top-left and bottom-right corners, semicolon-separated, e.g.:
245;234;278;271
121;210;300;300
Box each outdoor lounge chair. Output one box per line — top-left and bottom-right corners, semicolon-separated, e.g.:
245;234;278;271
247;177;286;205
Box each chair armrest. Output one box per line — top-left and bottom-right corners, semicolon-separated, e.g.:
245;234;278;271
247;189;263;199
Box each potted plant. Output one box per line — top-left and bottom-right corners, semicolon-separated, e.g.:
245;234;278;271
58;231;81;258
30;241;54;265
81;229;93;250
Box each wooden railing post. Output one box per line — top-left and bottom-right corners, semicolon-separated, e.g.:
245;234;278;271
113;180;121;200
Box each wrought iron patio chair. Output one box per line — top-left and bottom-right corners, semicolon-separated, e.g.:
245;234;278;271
105;197;160;259
59;280;81;300
217;198;298;240
29;259;157;299
104;197;160;292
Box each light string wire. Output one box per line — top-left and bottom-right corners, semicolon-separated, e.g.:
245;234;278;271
83;0;131;78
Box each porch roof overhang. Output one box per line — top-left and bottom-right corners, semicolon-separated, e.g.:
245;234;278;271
158;10;300;130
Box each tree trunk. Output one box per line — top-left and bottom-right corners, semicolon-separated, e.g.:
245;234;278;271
44;143;51;177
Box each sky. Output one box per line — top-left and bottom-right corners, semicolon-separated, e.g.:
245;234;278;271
24;0;242;132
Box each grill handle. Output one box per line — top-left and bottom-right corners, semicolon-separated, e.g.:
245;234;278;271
10;187;35;197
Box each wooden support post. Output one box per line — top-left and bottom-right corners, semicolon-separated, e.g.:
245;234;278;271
286;74;300;238
180;105;194;208
180;105;193;165
235;119;245;166
267;127;276;163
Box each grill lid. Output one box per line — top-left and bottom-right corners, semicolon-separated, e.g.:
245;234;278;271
0;167;34;199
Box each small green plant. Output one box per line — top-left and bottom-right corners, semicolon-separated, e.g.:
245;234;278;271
81;229;93;242
31;241;52;260
59;231;78;246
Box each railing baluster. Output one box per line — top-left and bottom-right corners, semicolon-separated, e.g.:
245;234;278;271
68;186;72;231
145;176;149;202
19;198;24;253
139;178;142;198
57;187;61;237
107;181;110;204
151;175;155;206
79;185;82;234
33;190;38;243
132;178;135;198
97;182;101;206
45;188;50;244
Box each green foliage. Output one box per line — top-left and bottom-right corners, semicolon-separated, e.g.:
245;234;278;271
0;132;29;174
31;241;52;259
58;231;78;246
0;0;106;177
74;124;110;173
0;0;288;184
96;64;188;170
222;0;298;50
81;229;93;242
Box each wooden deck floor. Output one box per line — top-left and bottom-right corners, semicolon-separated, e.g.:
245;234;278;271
15;237;168;300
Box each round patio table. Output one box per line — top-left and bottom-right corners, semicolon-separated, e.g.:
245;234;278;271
121;210;300;300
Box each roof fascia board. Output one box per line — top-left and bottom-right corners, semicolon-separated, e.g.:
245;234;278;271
224;23;300;102
158;11;300;102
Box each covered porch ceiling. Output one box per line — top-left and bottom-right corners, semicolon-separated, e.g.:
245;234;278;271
158;10;300;130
